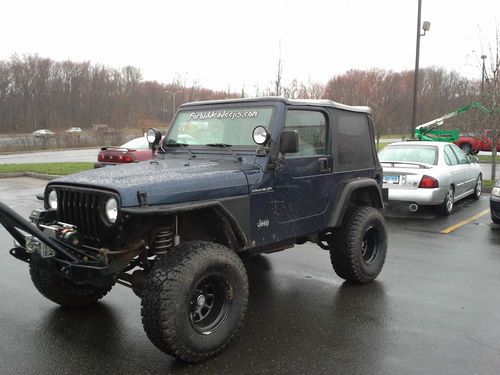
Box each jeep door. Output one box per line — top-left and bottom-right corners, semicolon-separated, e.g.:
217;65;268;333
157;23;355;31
273;108;332;232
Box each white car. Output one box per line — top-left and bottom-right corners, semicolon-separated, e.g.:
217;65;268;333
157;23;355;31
32;129;55;137
379;141;482;215
65;127;82;133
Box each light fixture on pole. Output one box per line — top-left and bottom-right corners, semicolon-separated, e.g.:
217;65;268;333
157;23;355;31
481;55;487;95
410;0;431;137
165;90;183;121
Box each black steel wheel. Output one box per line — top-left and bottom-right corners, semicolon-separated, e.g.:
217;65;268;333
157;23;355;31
189;274;231;334
141;241;248;363
330;206;387;284
361;225;379;264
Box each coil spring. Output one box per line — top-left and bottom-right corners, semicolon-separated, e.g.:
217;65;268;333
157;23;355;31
152;229;174;255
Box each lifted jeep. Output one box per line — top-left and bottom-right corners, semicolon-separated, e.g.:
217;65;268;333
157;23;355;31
0;97;387;363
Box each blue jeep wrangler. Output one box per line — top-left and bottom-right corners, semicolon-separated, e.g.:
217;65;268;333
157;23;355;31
0;97;387;363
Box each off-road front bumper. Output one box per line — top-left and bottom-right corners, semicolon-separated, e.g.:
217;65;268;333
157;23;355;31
0;201;115;287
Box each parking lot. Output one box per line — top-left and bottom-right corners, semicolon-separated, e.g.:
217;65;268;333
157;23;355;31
0;177;499;374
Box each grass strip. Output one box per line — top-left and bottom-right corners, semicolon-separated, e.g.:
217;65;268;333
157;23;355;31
0;162;93;175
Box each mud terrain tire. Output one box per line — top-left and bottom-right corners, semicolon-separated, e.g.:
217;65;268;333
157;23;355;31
29;261;113;308
330;206;387;284
141;241;248;363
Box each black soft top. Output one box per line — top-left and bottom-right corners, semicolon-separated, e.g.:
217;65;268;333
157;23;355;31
180;96;372;114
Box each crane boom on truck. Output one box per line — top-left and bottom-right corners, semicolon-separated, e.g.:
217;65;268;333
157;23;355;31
414;101;491;142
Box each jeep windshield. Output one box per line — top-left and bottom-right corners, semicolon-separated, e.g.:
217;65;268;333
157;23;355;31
165;106;274;149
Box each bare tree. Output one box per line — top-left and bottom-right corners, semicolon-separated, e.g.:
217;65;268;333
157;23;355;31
481;26;500;180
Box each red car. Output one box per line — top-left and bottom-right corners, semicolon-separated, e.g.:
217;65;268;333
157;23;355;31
95;136;155;167
454;129;500;155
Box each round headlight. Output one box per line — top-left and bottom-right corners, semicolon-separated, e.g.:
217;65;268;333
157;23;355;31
48;190;58;210
146;127;162;145
105;197;118;224
252;126;270;145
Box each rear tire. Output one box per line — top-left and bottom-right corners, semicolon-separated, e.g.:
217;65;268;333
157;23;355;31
439;186;454;215
141;241;248;363
29;261;113;308
330;206;387;284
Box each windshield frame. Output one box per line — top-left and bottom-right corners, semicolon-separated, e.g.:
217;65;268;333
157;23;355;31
163;102;278;153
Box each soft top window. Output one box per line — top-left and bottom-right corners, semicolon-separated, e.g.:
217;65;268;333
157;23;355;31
333;111;373;171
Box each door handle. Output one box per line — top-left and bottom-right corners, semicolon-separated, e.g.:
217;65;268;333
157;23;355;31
318;158;329;172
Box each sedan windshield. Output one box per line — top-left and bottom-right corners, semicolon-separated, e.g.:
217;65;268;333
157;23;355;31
379;145;438;165
121;137;149;149
166;106;274;148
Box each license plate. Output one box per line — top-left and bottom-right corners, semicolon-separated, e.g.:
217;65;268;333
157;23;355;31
383;175;400;184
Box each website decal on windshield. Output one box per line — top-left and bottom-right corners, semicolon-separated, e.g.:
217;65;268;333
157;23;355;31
188;110;259;121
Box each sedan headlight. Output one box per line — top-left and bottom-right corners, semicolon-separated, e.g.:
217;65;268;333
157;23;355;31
492;187;500;197
105;197;118;224
48;190;58;210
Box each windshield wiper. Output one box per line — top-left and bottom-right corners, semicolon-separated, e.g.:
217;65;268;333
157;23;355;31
163;142;196;158
205;143;243;162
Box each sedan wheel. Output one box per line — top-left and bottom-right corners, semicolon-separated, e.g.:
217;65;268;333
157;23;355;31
440;186;454;215
473;175;482;200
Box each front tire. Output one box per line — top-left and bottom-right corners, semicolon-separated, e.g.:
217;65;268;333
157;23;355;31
472;175;482;200
29;261;113;308
330;206;387;284
141;241;248;363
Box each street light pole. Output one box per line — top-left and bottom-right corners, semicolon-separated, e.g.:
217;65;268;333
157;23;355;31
165;90;183;122
481;54;487;96
410;0;430;138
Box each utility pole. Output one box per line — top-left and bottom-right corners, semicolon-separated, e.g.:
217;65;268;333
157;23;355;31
410;0;431;138
165;90;183;123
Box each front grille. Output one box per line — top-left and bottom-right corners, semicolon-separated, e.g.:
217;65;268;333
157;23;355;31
57;189;103;241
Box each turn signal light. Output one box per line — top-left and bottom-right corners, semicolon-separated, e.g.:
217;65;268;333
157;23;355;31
418;175;439;188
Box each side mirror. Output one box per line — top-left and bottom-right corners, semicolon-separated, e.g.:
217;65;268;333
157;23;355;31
147;128;162;149
279;130;299;155
469;156;479;164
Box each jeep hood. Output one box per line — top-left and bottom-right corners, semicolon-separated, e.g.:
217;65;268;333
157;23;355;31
50;158;260;207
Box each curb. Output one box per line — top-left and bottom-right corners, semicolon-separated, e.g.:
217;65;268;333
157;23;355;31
0;172;58;180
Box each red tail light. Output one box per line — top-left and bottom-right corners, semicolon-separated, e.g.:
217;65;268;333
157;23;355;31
119;154;136;163
98;153;136;163
418;175;439;188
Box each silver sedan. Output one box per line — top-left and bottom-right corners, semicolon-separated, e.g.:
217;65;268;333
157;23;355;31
379;141;482;215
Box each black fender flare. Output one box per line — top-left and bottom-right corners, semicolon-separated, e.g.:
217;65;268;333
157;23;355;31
122;199;249;248
327;178;383;228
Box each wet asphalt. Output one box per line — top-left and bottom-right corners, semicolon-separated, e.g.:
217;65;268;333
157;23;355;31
0;177;499;375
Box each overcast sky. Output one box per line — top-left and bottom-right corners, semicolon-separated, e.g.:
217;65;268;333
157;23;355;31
1;0;498;94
